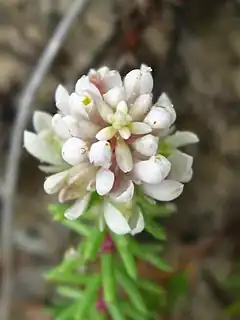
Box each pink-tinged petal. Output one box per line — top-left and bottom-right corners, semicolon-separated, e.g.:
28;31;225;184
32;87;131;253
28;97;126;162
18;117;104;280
141;179;184;201
43;171;68;194
55;84;70;115
133;155;171;184
168;150;193;182
62;137;88;165
64;193;91;220
115;139;133;173
96;168;115;196
33;111;52;133
75;75;101;99
96;126;117;141
103;202;131;235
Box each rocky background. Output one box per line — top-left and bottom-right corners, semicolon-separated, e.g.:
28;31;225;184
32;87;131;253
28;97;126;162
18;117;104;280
0;0;240;319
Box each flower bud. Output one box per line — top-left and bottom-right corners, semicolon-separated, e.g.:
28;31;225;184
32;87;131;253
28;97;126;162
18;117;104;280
144;107;173;130
124;66;153;101
88;141;112;168
115;139;133;173
132;134;159;157
62;137;88;165
133;155;171;184
156;93;176;125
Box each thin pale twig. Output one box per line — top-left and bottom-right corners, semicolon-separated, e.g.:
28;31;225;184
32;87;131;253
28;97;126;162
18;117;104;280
0;1;89;319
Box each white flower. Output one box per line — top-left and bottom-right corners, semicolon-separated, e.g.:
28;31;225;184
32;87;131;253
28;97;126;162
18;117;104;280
24;65;198;235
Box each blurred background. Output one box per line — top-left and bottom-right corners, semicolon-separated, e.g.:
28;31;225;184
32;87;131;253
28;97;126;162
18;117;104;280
0;0;240;319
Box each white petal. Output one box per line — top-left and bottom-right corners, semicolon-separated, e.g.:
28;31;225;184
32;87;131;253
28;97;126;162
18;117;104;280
144;107;172;130
131;212;144;235
104;202;131;235
115;139;133;173
75;75;101;99
181;168;193;183
24;131;63;165
44;171;68;194
168;150;193;182
96;126;117;141
102;70;122;91
103;87;125;107
64;193;91;220
62;116;82;138
96;100;114;122
62;137;88;165
129;93;152;121
139;64;153;94
55;85;70;115
69;92;89;119
119;127;131;140
116;100;128;114
88;141;112;168
76;119;100;140
132;134;158;157
130;122;152;135
124;69;141;100
96;168;115;196
52;114;71;140
156;93;176;124
134;155;171;184
33;111;52;133
165;131;199;148
110;180;134;203
141;179;184;201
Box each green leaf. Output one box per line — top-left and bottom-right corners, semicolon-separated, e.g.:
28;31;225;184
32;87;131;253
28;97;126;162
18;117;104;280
57;286;82;300
83;227;105;261
56;303;77;320
101;253;116;303
121;302;146;320
113;235;137;280
75;275;101;319
116;268;147;315
138;198;176;217
62;220;90;237
130;241;172;272
145;220;166;241
107;303;125;320
138;279;165;296
45;271;92;285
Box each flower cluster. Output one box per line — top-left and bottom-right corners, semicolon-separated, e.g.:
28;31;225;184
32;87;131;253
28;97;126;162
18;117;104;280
24;65;198;235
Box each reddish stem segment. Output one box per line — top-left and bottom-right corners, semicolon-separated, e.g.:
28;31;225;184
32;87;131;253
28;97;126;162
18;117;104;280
96;233;115;314
100;232;115;253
